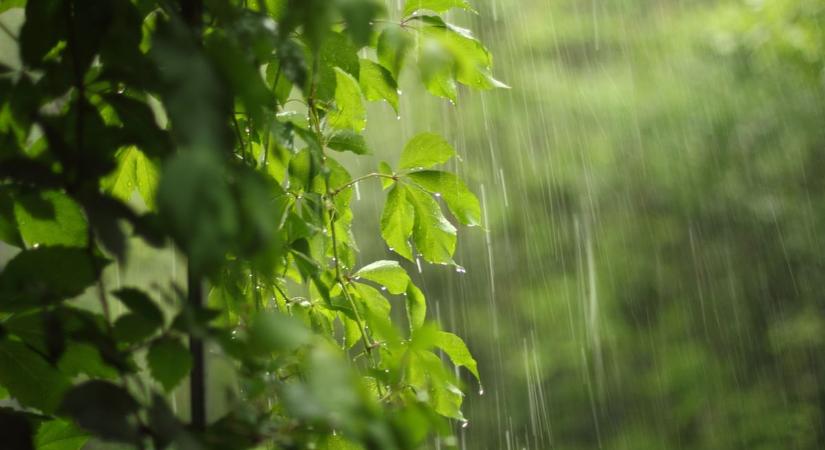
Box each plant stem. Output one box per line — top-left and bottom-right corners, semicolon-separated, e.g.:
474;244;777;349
329;172;396;197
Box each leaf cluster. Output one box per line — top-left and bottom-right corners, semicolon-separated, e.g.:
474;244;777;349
0;0;503;449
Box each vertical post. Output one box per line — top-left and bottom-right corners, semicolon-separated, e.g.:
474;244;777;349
179;0;205;432
188;269;206;431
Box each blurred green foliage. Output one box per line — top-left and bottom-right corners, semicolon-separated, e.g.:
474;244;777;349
391;0;825;448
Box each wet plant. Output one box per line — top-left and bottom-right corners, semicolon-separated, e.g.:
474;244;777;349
0;0;505;448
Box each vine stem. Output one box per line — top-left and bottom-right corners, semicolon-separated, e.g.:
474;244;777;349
328;172;396;197
306;57;383;388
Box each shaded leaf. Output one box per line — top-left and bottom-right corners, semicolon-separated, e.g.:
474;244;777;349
147;337;192;392
434;331;479;381
58;381;139;443
0;340;70;413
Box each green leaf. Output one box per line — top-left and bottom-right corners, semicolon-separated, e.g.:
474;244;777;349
0;247;101;312
380;184;415;260
403;0;473;15
101;146;160;210
113;313;159;344
147;337;192;392
359;59;399;112
112;287;164;326
14;191;88;248
327;130;370;155
354;260;410;295
58;343;118;380
58;381;140;443
407;187;456;264
314;31;360;101
405;282;426;332
398;133;455;171
377;24;413;78
338;0;384;47
249;311;312;354
0;340;70;413
378;161;395;190
35;420;88;450
353;284;391;319
0;0;26;14
328;67;366;132
406;170;481;226
434;331;479;381
157;151;239;275
318;434;365;450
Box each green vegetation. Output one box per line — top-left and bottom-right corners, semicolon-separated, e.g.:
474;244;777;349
0;1;504;449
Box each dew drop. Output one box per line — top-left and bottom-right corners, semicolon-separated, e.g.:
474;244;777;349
478;386;485;396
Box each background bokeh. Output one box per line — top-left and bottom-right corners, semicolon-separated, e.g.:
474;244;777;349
360;0;825;448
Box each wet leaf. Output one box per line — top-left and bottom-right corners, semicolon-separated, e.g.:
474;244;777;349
398;133;455;171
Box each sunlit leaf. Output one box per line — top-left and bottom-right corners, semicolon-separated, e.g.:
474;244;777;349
380;184;415;260
13;191;88;248
403;0;473;16
359;59;398;112
35;420;88;450
434;330;479;381
328;68;366;132
406;170;481;226
407;187;456;264
354;260;410;295
398;133;455;171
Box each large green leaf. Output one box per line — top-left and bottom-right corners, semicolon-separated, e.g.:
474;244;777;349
327;130;370;155
14;191;88;248
327;68;366;132
359;59;398;112
406;170;481;226
35;420;88;450
405;282;426;332
0;340;70;413
0;247;101;312
403;0;473;16
147;337;192;392
101;146;160;210
380;184;415;260
398;133;455;171
58;381;140;443
376;25;413;78
407;186;456;264
157;151;239;275
354;260;410;295
434;330;479;381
